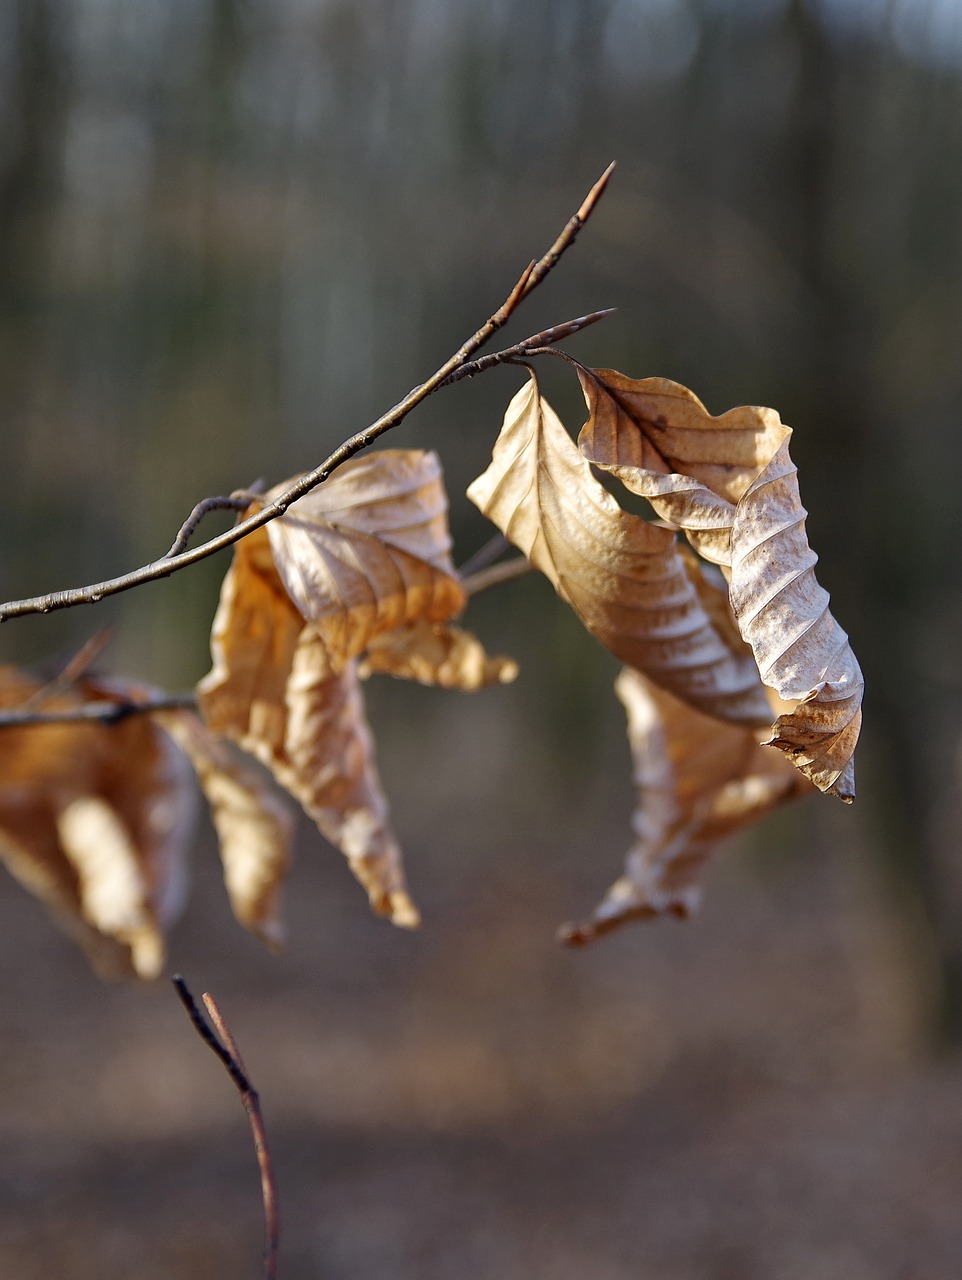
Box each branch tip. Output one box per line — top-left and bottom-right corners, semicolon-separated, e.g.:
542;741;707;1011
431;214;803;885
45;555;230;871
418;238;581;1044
172;976;279;1279
578;162;616;223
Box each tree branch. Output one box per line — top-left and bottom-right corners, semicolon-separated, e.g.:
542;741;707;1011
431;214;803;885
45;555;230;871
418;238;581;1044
0;164;614;624
0;691;196;729
173;976;279;1280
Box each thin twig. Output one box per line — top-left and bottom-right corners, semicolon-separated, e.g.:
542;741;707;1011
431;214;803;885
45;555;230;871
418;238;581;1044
0;691;196;729
173;977;279;1280
203;993;279;1280
438;308;615;387
462;556;533;597
18;627;115;709
165;496;255;558
0;165;614;624
456;534;511;579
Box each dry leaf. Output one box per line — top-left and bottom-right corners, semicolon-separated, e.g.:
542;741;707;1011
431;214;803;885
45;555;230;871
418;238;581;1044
467;371;770;726
265;450;465;676
199;448;479;928
157;710;294;949
0;668;197;978
577;368;864;799
268;632;418;926
560;667;811;946
197;525;418;926
576;369;782;565
359;620;519;690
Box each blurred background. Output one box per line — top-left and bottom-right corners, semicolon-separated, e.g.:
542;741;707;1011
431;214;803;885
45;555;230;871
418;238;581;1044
2;0;962;1275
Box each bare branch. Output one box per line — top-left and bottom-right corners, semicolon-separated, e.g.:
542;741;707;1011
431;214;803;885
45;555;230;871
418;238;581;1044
173;976;279;1280
0;167;614;624
438;308;615;388
462;556;533;597
0;691;196;729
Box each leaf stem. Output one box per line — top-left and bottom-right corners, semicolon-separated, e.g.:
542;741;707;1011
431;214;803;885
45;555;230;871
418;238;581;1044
462;557;533;597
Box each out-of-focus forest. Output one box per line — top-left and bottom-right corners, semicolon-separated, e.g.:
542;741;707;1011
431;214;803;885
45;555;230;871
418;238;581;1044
2;1;962;1276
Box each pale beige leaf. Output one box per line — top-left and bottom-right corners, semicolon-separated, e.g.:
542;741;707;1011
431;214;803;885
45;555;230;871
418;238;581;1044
265;450;465;676
158;710;294;949
358;620;519;690
577;367;864;799
467;371;770;726
0;668;197;978
729;437;863;799
197;534;419;928
577;368;781;566
560;667;811;946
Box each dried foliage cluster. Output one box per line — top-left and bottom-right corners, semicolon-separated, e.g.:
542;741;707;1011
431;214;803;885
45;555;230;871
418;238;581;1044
0;174;862;976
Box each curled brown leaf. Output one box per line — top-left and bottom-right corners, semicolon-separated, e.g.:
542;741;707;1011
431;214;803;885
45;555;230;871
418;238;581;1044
199;448;488;929
265;450;465;675
467;371;770;726
197;525;419;928
157;710;294;949
560;668;811;946
577;367;864;799
359;620;519;690
0;668;197;978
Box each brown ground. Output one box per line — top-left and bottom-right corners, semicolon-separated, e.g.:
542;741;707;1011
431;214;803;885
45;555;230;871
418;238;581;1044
0;690;958;1280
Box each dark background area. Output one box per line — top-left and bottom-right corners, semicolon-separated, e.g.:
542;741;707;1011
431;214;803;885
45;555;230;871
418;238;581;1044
2;0;962;1275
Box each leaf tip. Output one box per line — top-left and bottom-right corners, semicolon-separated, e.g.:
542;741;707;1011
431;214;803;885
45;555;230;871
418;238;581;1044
254;917;287;952
386;890;421;929
129;929;166;981
556;921;592;948
497;657;520;685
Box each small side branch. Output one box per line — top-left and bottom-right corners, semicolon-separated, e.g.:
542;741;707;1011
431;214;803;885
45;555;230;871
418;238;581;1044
0;165;614;624
0;692;196;729
173;976;279;1280
462;556;533;597
438;308;615;388
17;628;115;709
165;496;255;558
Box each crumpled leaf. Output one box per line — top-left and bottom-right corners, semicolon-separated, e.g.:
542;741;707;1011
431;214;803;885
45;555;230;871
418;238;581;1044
197;522;418;926
0;667;197;978
198;449;490;927
358;620;519;690
157;710;294;949
467;371;770;726
560;667;811;946
577;368;864;799
265;450;466;676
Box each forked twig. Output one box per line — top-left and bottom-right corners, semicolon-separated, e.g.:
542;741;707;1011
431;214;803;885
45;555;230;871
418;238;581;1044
173;976;279;1280
0;165;614;623
438;308;615;387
